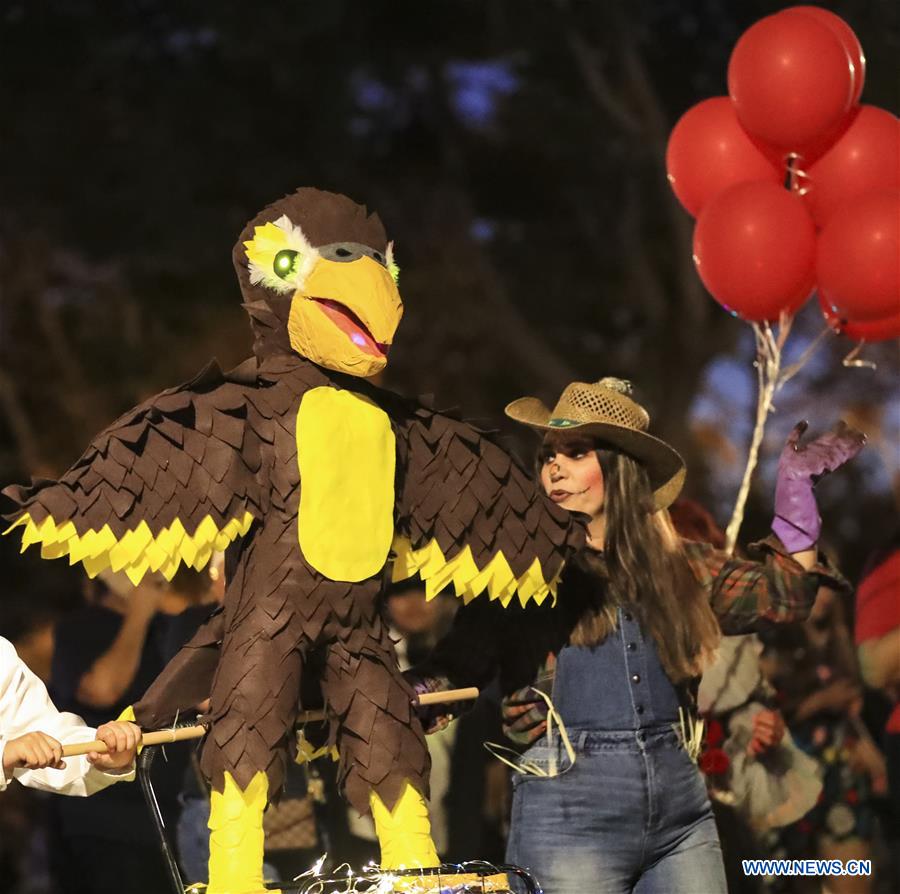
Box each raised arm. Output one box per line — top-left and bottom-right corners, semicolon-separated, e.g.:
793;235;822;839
771;419;866;567
75;581;163;708
684;537;847;636
686;420;864;635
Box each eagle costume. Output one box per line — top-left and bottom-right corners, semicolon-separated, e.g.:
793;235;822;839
4;188;584;892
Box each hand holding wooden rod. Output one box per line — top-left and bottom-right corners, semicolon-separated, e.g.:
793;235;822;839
62;724;207;757
61;687;480;756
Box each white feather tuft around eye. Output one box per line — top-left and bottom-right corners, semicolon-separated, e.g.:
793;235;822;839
385;241;400;284
244;214;320;294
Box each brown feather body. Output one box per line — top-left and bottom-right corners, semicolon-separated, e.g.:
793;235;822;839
4;189;583;815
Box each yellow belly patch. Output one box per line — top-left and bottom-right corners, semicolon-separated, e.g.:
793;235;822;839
296;386;395;582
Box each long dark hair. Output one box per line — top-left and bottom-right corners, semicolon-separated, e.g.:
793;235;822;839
569;447;720;682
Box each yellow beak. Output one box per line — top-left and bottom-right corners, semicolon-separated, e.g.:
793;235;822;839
287;256;404;378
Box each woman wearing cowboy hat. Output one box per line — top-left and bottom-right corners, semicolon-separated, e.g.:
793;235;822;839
408;377;864;894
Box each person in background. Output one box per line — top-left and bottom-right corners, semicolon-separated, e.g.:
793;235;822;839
669;500;816;811
670;499;794;894
169;553;223;886
760;582;887;894
388;580;459;858
854;533;900;891
47;568;214;894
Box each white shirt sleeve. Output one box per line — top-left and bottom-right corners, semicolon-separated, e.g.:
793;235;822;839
0;637;135;795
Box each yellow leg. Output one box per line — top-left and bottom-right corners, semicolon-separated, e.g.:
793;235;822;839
207;771;280;894
370;781;440;869
369;784;511;892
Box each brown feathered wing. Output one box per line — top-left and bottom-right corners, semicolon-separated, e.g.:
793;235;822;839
3;360;264;584
392;403;585;608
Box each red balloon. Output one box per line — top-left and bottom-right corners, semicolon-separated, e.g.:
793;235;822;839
693;180;816;321
666;97;783;217
817;190;900;321
750;110;855;173
783;6;866;104
820;298;900;343
791;105;859;168
804;106;900;225
728;13;854;151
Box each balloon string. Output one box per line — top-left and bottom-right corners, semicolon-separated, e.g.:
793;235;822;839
842;340;877;370
785;153;810;195
778;324;832;389
725;312;876;554
784;154;797;190
725;313;793;555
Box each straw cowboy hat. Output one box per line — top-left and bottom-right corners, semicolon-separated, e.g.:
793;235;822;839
505;377;686;510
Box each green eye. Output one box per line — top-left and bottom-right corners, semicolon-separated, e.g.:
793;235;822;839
273;249;299;279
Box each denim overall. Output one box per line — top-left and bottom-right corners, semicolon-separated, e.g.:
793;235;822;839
505;608;726;894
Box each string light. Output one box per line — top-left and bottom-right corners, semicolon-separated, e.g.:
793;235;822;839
288;855;523;893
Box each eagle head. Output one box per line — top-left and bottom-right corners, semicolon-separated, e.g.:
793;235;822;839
234;188;402;377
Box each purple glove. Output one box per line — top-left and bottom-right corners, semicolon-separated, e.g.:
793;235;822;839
772;420;866;553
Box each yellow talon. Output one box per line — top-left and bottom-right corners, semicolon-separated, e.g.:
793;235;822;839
370;781;439;870
207;772;279;894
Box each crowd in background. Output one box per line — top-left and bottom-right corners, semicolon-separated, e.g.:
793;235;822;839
1;4;896;893
0;497;897;894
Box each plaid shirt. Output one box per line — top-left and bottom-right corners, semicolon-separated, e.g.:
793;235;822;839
429;535;846;747
683;535;846;632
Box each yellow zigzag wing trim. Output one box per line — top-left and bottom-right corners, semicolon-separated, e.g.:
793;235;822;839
4;511;254;585
390;535;560;609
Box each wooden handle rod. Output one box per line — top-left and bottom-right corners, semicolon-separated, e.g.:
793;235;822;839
62;724;207;757
297;686;480;724
61;688;480;755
